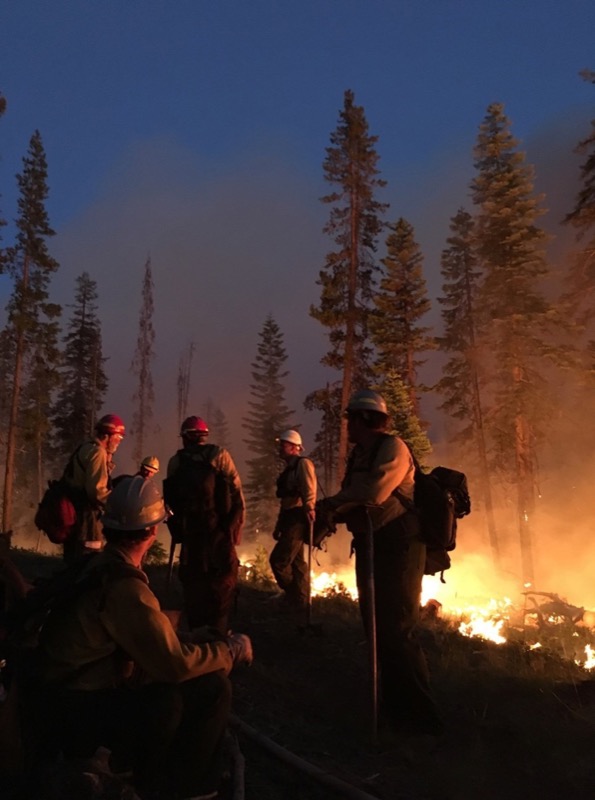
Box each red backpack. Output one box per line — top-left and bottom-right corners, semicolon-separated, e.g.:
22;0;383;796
33;479;77;545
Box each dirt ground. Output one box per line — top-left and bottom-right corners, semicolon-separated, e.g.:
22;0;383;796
222;580;595;800
4;553;595;800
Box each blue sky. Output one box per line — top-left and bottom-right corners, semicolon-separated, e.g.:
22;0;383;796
1;1;594;470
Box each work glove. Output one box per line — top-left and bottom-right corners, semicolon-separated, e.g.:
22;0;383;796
226;632;253;667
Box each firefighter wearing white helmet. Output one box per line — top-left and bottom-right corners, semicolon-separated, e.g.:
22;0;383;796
61;412;127;564
269;428;317;614
165;414;245;634
37;474;252;800
320;389;442;736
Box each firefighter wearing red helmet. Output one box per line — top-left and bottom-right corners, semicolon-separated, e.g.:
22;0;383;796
164;414;245;634
61;413;126;563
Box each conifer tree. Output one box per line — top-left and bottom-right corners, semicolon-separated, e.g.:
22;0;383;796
243;316;294;537
304;382;341;495
310;89;388;481
564;70;595;331
177;342;194;429
52;272;108;460
471;103;560;584
382;370;431;464
371;217;433;417
2;131;60;531
130;257;155;464
436;208;499;561
203;398;231;450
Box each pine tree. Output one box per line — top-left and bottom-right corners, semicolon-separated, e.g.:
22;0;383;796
382;370;431;464
130;257;155;464
310;89;388;481
436;208;499;561
243;316;294;537
564;70;595;331
371;217;433;417
52;272;108;461
304;382;341;495
177;342;194;429
471;103;561;584
2;131;60;531
203;398;231;450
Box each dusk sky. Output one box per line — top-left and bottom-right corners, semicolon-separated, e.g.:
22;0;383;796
1;1;594;473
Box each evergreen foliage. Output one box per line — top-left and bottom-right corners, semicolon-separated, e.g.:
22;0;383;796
52;273;107;461
371;216;433;417
130;257;156;464
2;131;60;530
203;399;232;450
243;316;294;536
381;370;431;464
310;89;388;479
470;103;561;582
436;208;500;562
303;382;341;495
436;208;483;443
563;70;595;331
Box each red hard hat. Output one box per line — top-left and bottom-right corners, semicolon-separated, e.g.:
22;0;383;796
96;414;126;436
180;416;209;436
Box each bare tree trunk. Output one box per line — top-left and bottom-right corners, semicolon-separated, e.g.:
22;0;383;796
2;329;24;533
337;183;359;485
515;410;535;586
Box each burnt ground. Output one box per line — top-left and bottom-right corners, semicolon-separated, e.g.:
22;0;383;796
4;553;595;800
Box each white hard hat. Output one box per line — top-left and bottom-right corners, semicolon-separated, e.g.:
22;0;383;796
276;429;303;450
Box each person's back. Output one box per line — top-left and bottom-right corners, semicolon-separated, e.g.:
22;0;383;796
165;416;245;634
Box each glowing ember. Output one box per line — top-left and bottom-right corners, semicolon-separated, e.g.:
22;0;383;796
576;644;595;671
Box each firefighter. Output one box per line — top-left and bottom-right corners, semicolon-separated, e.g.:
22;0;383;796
61;413;126;564
138;455;160;480
35;475;252;800
320;390;442;737
164;416;245;635
269;429;317;614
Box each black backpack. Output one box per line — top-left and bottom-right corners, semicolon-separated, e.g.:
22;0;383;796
406;465;470;579
163;447;230;542
359;434;471;580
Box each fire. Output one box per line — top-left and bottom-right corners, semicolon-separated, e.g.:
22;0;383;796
238;546;595;669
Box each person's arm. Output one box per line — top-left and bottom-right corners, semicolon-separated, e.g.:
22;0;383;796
84;445;110;507
100;578;233;683
296;458;317;522
328;437;413;511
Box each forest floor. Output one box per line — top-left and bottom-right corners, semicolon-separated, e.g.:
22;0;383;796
4;551;595;800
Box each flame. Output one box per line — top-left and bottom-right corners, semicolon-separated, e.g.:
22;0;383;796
238;547;595;660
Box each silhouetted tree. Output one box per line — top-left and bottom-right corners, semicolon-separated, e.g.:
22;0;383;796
243;316;293;537
471;103;563;584
382;370;431;464
564;70;595;335
130;257;155;464
204;398;231;450
2;131;60;530
436;208;499;562
304;382;341;495
177;342;194;429
310;89;388;482
371;216;433;418
52;272;108;461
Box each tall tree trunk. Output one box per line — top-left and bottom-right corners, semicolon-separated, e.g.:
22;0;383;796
337;184;359;484
514;405;536;585
2;329;24;532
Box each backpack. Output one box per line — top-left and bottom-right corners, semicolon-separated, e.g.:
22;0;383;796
33;479;77;545
163;447;230;543
396;462;471;580
349;433;471;580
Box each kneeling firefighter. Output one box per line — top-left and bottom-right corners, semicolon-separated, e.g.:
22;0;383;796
33;475;252;800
